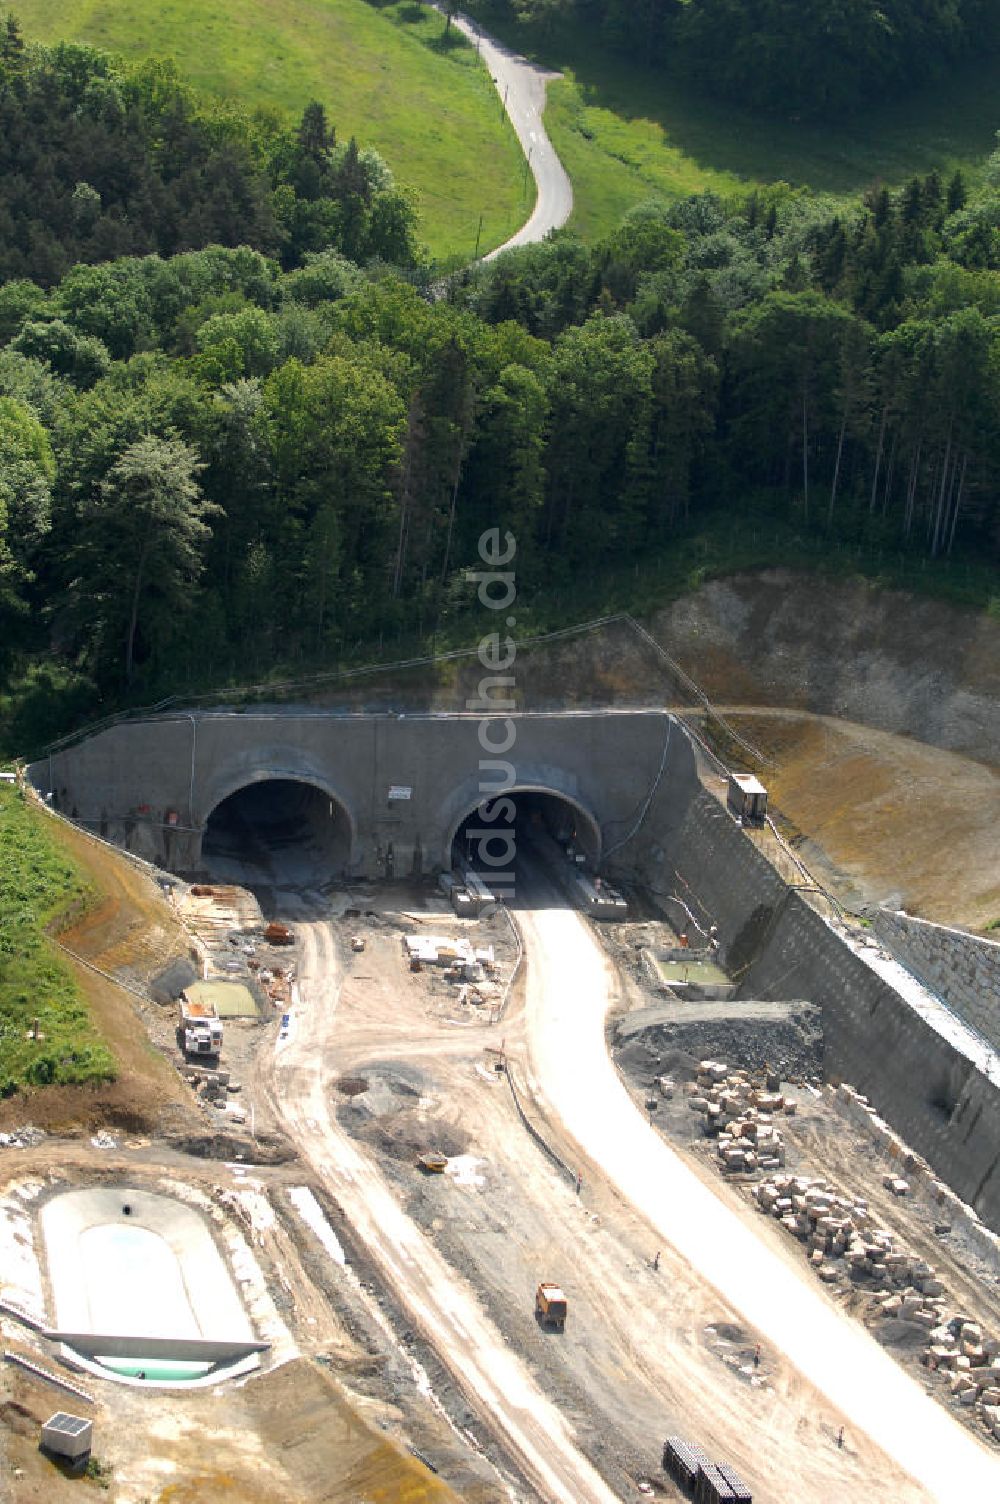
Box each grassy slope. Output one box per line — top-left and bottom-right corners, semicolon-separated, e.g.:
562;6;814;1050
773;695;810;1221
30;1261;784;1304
0;784;115;1093
24;0;526;262
472;9;1000;240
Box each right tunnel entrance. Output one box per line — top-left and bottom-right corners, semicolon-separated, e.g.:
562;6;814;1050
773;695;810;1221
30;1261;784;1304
451;789;601;884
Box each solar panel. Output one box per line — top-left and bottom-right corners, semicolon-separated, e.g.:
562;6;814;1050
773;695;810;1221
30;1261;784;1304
45;1413;91;1436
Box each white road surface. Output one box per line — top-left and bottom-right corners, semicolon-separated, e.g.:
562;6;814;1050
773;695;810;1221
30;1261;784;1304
519;895;1000;1502
441;7;573;256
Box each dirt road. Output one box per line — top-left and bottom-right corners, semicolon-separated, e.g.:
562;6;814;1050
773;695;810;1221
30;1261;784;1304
517;884;1000;1503
265;901;619;1504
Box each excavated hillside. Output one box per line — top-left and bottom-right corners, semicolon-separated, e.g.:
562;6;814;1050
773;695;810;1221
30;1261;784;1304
286;571;998;931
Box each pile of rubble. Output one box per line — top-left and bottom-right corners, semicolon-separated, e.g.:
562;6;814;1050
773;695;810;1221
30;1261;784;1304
185;1065;247;1123
684;1060;794;1174
921;1317;1000;1436
0;1126;45;1149
253;962;294;1007
752;1172;911;1285
750;1167;1000;1439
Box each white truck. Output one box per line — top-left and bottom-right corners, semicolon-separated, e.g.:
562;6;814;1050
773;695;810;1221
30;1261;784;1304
177;994;223;1058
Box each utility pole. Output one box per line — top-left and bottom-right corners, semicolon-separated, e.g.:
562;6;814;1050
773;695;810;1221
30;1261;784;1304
501;81;509;119
474;211;484;260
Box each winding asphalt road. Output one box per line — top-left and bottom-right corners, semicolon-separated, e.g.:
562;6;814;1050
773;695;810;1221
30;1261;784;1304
439;7;573;256
517;885;1000;1504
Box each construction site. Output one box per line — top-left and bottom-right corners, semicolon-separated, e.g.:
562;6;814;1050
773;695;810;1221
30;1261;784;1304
1;575;998;1503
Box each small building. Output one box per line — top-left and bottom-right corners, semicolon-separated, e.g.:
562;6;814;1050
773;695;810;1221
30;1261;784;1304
727;773;768;826
41;1412;92;1462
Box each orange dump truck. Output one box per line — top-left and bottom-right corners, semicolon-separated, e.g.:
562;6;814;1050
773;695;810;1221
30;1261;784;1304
535;1282;568;1329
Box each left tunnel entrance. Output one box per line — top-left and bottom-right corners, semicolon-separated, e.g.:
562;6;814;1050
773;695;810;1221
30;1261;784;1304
202;779;351;885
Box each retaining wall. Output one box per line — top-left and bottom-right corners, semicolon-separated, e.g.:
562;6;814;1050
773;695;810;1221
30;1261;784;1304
620;729;1000;1234
873;910;1000;1053
739;893;1000;1230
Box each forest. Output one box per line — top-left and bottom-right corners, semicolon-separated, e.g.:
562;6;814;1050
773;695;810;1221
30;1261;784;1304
482;0;1000;117
0;30;998;753
0;21;419;285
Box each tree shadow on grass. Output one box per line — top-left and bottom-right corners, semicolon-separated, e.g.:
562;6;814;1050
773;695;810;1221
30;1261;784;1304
370;1;475;63
470;4;1000;193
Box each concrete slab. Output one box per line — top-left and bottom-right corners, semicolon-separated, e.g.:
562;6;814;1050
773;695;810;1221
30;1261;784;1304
40;1187;256;1381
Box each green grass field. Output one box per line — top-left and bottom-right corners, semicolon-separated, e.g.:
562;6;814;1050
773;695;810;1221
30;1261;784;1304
0;785;115;1094
24;0;527;262
471;6;1000;240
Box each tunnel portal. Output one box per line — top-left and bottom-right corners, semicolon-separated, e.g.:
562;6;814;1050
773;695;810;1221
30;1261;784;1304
202;778;352;885
450;789;601;886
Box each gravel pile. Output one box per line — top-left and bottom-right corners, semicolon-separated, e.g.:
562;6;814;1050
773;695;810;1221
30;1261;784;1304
614;1000;823;1083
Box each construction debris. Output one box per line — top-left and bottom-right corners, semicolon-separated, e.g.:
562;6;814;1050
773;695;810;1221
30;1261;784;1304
751;1166;1000;1432
683;1061;792;1174
403;934;495;973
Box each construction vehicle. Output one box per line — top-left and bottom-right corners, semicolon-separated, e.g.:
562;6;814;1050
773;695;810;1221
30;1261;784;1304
417;1152;448;1173
177;994;223;1059
264;921;293;945
535;1282;567;1329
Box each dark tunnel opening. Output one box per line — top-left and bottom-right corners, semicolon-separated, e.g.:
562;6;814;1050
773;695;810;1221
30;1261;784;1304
451;789;601;895
202;779;351;885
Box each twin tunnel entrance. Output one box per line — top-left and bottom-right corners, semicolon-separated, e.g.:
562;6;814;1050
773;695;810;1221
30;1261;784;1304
201;778;600;884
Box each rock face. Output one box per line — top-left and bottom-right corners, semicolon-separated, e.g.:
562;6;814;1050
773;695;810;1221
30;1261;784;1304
652;569;1000;766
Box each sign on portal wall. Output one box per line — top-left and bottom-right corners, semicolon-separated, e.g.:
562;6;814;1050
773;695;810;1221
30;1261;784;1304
388;785;412;800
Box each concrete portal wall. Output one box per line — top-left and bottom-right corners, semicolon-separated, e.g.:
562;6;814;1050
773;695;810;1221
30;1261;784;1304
873;910;1000;1053
30;709;674;878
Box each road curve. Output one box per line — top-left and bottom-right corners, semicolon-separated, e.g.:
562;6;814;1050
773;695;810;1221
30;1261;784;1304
266;909;619;1504
518;894;1000;1504
438;7;573;257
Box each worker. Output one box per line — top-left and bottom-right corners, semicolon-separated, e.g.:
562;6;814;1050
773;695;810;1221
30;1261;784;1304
575;1171;582;1196
837;1426;845;1449
753;1343;761;1369
679;931;689;949
652;1250;661;1272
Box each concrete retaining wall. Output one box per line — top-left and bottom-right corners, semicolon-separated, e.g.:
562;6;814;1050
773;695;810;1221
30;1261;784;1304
828;1082;1000;1271
617;729;1000;1235
873;910;1000;1052
30;708;1000;1236
739;893;1000;1230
